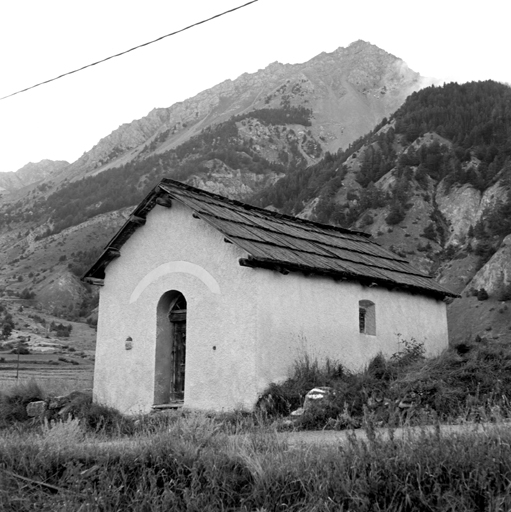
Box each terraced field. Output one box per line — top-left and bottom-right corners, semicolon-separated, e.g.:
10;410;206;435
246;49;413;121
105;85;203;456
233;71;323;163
0;352;94;390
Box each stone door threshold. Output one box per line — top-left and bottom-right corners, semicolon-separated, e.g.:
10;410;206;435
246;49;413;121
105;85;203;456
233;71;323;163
152;402;184;410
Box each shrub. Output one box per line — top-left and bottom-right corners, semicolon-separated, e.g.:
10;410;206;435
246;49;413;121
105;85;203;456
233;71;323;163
258;336;511;428
0;380;44;424
390;335;425;366
256;354;344;416
422;222;437;241
498;283;511;301
60;393;134;435
477;288;489;301
19;288;36;300
10;346;30;355
386;204;406;225
367;352;394;381
360;213;374;227
475;241;496;261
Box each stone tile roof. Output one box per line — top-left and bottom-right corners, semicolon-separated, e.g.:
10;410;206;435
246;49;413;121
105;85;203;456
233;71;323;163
83;178;457;298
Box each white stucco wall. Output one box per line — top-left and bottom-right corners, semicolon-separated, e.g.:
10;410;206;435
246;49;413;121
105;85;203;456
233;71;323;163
94;201;260;414
251;269;448;397
94;200;449;414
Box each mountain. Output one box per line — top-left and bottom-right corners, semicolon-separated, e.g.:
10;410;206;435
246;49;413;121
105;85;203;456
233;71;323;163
54;40;424;185
0;40;426;275
2;43;510;348
251;80;511;343
0;160;68;193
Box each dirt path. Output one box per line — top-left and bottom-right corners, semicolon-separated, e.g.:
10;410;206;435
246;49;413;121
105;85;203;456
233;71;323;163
80;422;508;453
277;422;506;448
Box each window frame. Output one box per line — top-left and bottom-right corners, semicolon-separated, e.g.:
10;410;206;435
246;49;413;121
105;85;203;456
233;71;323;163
359;300;376;336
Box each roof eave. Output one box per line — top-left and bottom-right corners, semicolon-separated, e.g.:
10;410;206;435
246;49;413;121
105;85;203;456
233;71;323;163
238;256;459;300
81;185;172;283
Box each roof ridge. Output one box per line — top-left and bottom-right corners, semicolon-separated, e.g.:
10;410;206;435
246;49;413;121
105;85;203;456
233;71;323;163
159;178;372;238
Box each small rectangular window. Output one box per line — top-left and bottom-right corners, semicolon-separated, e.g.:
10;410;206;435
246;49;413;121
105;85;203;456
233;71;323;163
359;308;366;333
359;300;376;335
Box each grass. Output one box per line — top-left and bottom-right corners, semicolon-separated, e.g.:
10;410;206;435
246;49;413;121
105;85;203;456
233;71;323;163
2;413;511;510
258;339;511;429
0;380;45;426
0;373;93;398
3;341;511;509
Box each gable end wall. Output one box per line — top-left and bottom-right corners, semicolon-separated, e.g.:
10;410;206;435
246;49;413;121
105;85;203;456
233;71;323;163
94;201;260;414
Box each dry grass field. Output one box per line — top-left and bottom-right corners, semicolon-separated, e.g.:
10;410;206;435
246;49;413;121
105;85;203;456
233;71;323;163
0;354;93;393
0;302;95;394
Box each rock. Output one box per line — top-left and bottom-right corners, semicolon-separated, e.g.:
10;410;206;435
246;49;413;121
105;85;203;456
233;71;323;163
469;234;511;297
26;401;47;417
49;390;92;410
303;387;335;410
44;391;92;421
436;181;507;246
48;396;68;410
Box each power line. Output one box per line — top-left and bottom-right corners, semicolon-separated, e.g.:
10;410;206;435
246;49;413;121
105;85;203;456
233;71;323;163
0;0;259;101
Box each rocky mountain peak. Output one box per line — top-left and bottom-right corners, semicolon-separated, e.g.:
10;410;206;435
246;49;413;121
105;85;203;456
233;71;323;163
0;159;69;193
55;41;425;182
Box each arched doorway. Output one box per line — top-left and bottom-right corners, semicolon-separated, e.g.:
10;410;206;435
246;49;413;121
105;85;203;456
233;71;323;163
154;291;187;405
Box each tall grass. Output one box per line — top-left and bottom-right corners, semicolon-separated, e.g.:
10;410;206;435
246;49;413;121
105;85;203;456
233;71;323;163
3;347;511;510
2;414;511;511
259;340;511;428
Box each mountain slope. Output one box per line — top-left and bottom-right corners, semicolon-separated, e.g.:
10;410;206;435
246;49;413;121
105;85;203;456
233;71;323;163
9;43;507;343
0;160;68;193
251;80;511;343
54;40;424;184
0;41;426;240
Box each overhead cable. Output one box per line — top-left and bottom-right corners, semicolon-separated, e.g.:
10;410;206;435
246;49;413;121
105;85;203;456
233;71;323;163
0;0;259;101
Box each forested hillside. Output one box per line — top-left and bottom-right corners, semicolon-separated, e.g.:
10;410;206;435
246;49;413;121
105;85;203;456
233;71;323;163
250;80;511;343
254;81;511;226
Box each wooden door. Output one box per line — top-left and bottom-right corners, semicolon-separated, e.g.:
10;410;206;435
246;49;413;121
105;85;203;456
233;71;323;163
171;317;186;400
169;294;187;401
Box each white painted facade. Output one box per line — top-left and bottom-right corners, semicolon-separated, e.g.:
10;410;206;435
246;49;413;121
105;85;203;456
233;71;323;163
94;201;449;414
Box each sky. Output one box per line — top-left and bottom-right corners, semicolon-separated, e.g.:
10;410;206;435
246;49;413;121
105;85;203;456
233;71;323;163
0;0;508;174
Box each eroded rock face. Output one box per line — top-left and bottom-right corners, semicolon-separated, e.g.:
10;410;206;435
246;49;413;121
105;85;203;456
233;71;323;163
188;166;284;201
436;182;507;246
469;234;511;296
436;183;481;245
